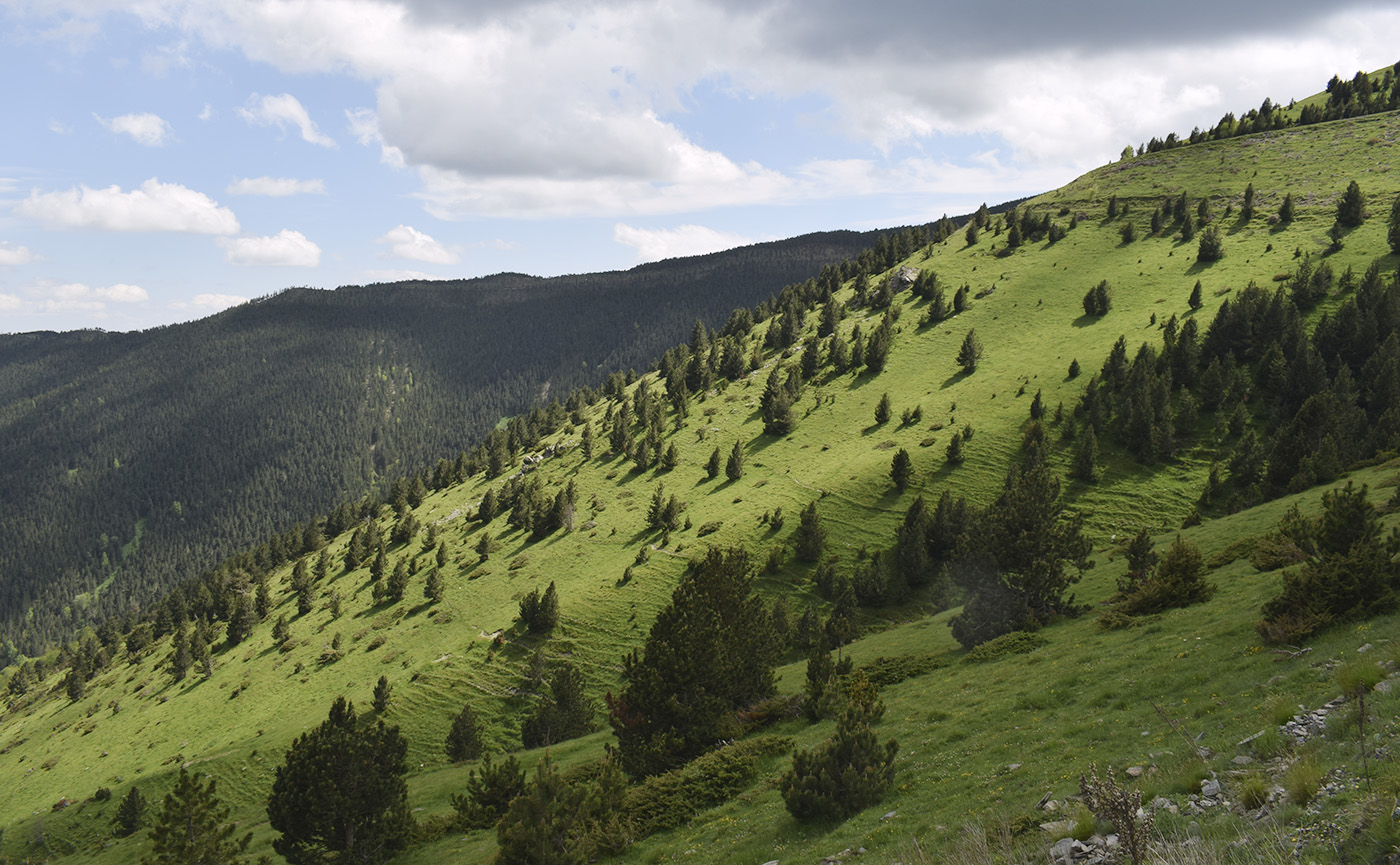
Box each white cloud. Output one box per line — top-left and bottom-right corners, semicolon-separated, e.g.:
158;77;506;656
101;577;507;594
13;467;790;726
95;112;173;146
0;242;38;267
613;223;753;262
48;119;73;135
190;293;248;310
17;178;240;234
198;103;213;121
1;280;148;317
346;108;406;168
238;93;336;148
218;229;321;266
226;176;327;196
375;224;459;264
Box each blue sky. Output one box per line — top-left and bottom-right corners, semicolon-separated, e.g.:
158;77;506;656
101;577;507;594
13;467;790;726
2;0;1397;333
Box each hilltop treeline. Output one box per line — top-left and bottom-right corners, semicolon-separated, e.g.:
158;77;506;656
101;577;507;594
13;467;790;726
1131;63;1400;156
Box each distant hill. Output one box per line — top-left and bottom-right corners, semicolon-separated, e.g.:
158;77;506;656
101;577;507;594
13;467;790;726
0;228;899;655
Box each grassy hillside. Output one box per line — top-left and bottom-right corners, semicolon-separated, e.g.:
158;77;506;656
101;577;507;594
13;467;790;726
0;228;886;656
4;99;1400;865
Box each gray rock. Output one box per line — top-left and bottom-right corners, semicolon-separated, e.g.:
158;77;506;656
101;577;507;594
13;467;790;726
881;810;897;821
1050;837;1076;864
1358;643;1374;653
1188;820;1201;838
1200;777;1221;798
1232;755;1253;765
1126;765;1144;778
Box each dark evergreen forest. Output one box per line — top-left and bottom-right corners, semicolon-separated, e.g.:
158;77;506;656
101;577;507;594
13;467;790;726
0;229;893;656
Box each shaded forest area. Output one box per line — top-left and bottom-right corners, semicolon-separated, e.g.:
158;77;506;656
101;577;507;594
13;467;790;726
0;229;896;656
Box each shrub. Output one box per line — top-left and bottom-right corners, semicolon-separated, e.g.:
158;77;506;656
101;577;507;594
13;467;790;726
624;737;786;836
780;707;898;822
1238;773;1270;810
1118;534;1214;615
962;630;1047;664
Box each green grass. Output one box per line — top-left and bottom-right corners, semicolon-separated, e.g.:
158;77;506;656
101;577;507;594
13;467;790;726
4;105;1400;865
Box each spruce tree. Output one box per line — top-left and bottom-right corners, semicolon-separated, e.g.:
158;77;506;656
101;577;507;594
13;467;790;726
705;446;721;479
385;557;408;603
1188;280;1203;310
1279;192;1295;223
1196;225;1224;262
143;768;249;865
267;697;412;865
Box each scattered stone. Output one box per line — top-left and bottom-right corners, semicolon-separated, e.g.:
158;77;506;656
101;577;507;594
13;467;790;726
761;861;779;865
881;810;897;822
1050;837;1076;864
1041;820;1073;835
1358;643;1373;653
1238;729;1265;747
1232;755;1253;765
1376;680;1393;695
1007;763;1022;772
1201;776;1221;798
1126;765;1144;778
1267;675;1286;686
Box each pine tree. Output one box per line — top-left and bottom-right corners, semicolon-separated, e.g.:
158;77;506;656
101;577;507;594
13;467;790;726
890;448;913;492
113;785;147;837
445;703;483;763
267;697;412;865
1188;280;1203;310
1241;182;1255;220
1388;192;1400;255
495;756;625;865
385;557;408;603
609;547;779;777
956;329;983;374
143;768;249;865
792;501;827;562
1279;192;1295;223
874;392;892;424
780;704;898;822
1196;225;1224;262
521;662;597;748
372;675;392;713
170;625;191;682
951;448;1091;647
1072;423;1101;482
1336;179;1366;227
424;568;444;603
725;439;745;481
945;429;965;465
705;446;721;479
452;753;524;829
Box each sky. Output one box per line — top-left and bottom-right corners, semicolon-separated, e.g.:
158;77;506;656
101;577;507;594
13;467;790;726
1;1;1397;334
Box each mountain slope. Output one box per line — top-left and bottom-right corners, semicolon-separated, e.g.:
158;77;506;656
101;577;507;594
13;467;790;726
0;229;892;656
4;84;1400;865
